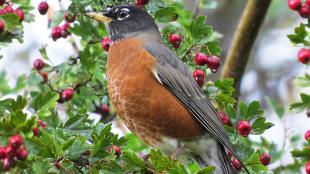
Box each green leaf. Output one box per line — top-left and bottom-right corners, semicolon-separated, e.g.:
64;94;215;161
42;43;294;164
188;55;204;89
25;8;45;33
32;159;50;174
290;93;310;113
190;16;211;39
265;97;285;118
251;117;274;135
288;23;307;44
293;75;310;88
39;47;49;60
122;151;146;170
32;91;59;112
155;7;179;22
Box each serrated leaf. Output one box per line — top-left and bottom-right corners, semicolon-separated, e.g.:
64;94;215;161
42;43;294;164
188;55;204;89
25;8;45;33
32;91;59;112
155;7;179;22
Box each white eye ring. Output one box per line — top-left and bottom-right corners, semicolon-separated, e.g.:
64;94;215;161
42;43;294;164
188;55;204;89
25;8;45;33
117;8;131;21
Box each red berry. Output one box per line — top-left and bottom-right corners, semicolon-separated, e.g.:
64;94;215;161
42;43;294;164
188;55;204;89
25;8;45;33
136;0;149;6
100;104;110;116
192;69;205;87
38;1;49;15
5;146;16;158
40;71;48;83
305;130;310;141
113;145;121;156
32;127;40;137
0;20;4;33
14;8;25;22
206;56;221;73
306;161;310;174
64;12;76;23
307;0;310;6
3;5;13;13
54;160;62;170
0;147;6;159
9;134;23;149
260;153;271;166
195;52;207;66
218;111;232;127
2;158;14;171
38;119;47;128
101;38;112;52
16;147;28;160
0;0;5;6
299;4;310;18
231;159;242;171
238;120;251;137
288;0;302;10
60;23;71;38
61;88;74;102
51;26;62;41
297;48;310;64
33;58;45;71
169;34;182;48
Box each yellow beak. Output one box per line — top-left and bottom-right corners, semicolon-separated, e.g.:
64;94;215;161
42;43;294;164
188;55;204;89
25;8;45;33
86;12;112;23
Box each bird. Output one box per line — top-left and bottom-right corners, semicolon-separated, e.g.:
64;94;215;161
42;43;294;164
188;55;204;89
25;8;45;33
87;5;250;174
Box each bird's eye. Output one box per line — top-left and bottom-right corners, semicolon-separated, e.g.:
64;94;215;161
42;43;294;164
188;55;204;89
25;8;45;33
117;8;130;20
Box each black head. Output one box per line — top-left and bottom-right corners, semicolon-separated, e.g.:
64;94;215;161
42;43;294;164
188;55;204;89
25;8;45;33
87;5;158;41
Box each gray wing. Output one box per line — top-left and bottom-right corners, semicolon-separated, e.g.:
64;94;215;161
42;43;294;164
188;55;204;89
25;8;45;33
145;42;249;174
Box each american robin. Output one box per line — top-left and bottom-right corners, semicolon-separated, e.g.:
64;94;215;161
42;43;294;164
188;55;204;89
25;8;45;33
87;5;250;174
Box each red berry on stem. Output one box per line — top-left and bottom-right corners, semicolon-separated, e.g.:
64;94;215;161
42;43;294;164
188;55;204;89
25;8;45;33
4;5;13;13
206;56;221;73
60;23;71;38
101;38;111;52
38;119;47;128
288;0;302;11
113;145;121;156
40;71;48;83
0;0;5;6
297;48;310;64
2;158;14;171
0;20;4;33
231;159;242;171
306;161;310;174
298;4;310;18
0;147;6;159
169;33;182;48
51;26;62;41
192;69;205;87
305;130;310;141
260;153;271;166
38;1;49;15
9;134;23;149
33;58;45;71
100;104;110;116
33;127;40;137
14;8;25;22
16;147;28;160
218;111;232;127
61;89;74;102
195;52;207;66
238;120;251;137
64;12;76;23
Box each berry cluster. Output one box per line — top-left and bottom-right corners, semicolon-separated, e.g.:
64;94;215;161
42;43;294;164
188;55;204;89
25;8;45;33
168;33;221;87
38;2;76;41
0;1;25;33
135;0;149;8
32;120;47;137
288;0;310;18
33;58;48;83
229;151;271;171
0;135;28;171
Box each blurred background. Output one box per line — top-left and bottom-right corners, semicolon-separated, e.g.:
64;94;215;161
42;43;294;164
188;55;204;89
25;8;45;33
0;0;309;171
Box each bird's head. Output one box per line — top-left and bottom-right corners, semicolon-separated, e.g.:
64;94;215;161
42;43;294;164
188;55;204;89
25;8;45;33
87;5;159;41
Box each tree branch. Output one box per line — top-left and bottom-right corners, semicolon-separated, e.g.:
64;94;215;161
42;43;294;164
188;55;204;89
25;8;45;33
221;0;272;101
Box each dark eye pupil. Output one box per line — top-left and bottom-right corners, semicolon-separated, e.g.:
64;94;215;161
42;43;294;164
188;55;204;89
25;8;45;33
119;10;129;18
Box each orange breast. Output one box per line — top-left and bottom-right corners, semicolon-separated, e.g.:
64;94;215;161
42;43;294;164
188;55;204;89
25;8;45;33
107;38;204;146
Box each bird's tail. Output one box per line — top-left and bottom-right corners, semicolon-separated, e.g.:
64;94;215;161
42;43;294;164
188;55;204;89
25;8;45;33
217;143;239;174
